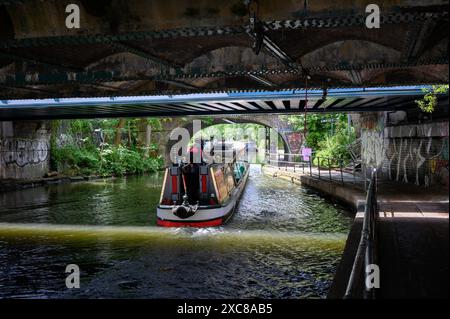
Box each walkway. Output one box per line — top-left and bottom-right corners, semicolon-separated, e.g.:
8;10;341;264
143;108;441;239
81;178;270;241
262;165;449;298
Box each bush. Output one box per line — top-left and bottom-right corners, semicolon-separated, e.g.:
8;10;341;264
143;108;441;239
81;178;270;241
143;156;164;172
54;144;163;177
54;144;100;173
100;146;141;176
313;130;355;167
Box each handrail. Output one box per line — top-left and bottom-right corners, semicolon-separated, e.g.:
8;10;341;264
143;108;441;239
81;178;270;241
265;151;348;165
265;152;313;157
264;151;374;189
344;168;378;299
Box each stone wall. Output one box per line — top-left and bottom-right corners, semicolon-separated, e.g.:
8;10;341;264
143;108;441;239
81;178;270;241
359;111;449;188
0;121;51;179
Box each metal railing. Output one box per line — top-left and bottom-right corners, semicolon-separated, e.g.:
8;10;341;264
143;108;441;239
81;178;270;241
344;168;379;299
347;137;362;163
264;152;370;190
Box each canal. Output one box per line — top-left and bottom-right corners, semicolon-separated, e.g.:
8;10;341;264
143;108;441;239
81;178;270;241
0;165;353;298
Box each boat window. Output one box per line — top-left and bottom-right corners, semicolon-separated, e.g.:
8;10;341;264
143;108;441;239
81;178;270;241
224;166;235;193
213;166;228;203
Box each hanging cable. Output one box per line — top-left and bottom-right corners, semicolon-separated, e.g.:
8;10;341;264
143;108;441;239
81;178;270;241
303;73;309;145
248;0;264;55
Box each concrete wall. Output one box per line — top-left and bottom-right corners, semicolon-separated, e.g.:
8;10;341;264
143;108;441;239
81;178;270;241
0;121;51;179
358;111;449;189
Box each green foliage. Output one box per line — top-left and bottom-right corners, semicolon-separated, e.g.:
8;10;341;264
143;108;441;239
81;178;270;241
199;116;215;126
98;146;162;176
314;129;355;166
53;144;100;175
143;156;164;173
415;85;449;113
194;123;264;142
281;113;351;150
52;118;164;177
55;144;163;177
281;113;355;164
69;119;94;135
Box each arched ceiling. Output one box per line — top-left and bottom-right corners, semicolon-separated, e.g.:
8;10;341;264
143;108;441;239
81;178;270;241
0;0;448;99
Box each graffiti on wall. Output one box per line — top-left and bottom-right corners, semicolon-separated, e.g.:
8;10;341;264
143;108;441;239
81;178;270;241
384;137;448;186
382;121;449;187
284;132;302;154
0;138;49;167
361;122;449;187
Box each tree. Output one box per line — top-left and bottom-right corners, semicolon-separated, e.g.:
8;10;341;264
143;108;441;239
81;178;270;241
281;113;349;151
415;85;449;113
114;119;126;145
137;118;156;158
281;113;355;163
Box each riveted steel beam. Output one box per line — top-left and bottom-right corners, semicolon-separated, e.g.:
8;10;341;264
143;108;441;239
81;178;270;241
158;79;199;90
348;69;363;85
401;18;437;62
263;12;448;30
259;35;301;70
1;57;447;89
0;26;247;49
0;84;55;94
247;74;276;87
0;12;446;50
247;20;300;70
0;51;83;72
172;58;449;80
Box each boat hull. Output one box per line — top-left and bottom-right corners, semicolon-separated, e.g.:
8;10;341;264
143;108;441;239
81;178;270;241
157;167;249;227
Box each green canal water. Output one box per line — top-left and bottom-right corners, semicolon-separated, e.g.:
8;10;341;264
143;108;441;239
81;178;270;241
0;165;353;298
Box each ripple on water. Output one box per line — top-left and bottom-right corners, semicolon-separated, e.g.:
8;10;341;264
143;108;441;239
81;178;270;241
0;167;353;298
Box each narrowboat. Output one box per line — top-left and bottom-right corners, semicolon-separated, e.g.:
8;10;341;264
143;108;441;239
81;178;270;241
157;143;250;227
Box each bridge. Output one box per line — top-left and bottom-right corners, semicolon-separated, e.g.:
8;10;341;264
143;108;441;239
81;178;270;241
1;86;447;120
0;1;448;101
0;0;448;300
155;114;297;164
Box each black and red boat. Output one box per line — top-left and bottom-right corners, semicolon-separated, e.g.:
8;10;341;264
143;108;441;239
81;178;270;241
157;143;249;227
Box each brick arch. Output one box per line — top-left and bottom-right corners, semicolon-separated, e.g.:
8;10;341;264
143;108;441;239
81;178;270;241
268;26;407;61
184;45;279;73
159;116;299;165
300;39;401;69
